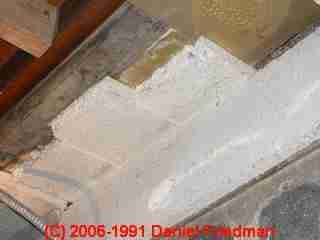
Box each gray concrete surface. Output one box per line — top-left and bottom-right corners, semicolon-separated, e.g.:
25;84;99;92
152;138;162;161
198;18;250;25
260;184;320;240
184;142;320;240
0;204;42;240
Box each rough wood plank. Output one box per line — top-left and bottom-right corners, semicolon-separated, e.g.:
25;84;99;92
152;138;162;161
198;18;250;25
0;0;125;122
0;2;170;163
0;0;59;57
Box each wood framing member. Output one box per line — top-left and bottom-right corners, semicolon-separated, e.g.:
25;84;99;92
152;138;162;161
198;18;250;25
0;0;125;118
0;40;19;67
0;2;173;166
0;0;60;57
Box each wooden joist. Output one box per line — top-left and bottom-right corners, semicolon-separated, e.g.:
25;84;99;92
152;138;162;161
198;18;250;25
0;0;60;57
0;40;19;67
0;0;125;117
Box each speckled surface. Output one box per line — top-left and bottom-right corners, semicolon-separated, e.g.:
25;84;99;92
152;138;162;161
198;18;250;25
130;0;320;64
184;142;320;240
13;23;320;237
260;184;320;240
0;204;42;240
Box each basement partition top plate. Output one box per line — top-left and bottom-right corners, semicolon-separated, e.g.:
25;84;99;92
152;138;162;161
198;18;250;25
130;0;320;65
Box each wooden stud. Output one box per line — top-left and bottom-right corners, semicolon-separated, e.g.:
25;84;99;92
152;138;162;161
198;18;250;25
0;0;60;57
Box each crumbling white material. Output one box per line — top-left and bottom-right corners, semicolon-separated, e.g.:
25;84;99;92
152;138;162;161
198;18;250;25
19;28;320;229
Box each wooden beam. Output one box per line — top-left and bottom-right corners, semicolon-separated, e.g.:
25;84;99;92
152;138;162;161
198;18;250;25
0;0;60;57
0;40;19;67
0;2;172;159
0;0;125;118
